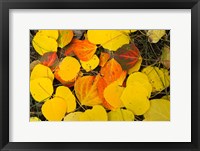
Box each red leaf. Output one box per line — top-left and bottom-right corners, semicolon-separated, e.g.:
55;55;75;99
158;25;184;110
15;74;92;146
114;44;140;70
40;52;59;70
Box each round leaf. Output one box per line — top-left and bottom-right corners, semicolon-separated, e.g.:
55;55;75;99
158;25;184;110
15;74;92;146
80;55;99;72
108;109;134;121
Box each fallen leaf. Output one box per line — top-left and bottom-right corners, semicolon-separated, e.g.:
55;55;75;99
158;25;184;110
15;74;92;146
80;55;99;72
114;44;140;70
121;83;150;115
30;117;41;122
87;30;130;51
161;45;170;69
55;86;76;113
41;97;67;121
126;72;152;98
30;77;53;102
128;56;142;74
103;81;124;110
146;30;166;43
142;66;170;92
108;109;134;121
30;64;54;82
30;60;41;72
99;52;110;67
55;56;81;84
144;99;170;121
57;30;74;48
79;105;108;121
32;32;58;55
65;39;97;61
64;112;83;121
38;30;59;40
74;76;102;106
40;52;59;70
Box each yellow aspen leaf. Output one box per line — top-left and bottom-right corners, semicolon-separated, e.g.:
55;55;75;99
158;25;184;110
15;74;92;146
74;76;102;106
54;56;81;84
80;55;99;72
121;84;150;115
57;30;74;48
87;30;130;51
161;45;170;69
30;78;53;102
30;64;54;82
38;30;59;40
79;105;108;121
64;112;83;121
126;72;152;98
54;86;76;113
30;117;41;122
146;30;166;43
128;56;142;74
99;52;110;67
41;97;67;121
103;81;124;110
65;39;97;61
32;32;58;55
142;66;170;92
117;70;127;86
144;99;170;121
121;30;137;33
108;109;134;121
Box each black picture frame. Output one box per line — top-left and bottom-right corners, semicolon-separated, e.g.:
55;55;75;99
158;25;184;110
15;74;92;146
0;0;199;150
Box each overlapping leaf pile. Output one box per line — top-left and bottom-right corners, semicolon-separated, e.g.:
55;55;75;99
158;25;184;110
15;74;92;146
30;29;170;121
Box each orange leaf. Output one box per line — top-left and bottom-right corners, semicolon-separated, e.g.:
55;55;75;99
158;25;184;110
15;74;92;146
65;39;97;61
74;75;103;106
99;52;110;67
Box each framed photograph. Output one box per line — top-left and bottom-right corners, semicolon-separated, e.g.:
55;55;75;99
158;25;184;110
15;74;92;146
1;0;199;150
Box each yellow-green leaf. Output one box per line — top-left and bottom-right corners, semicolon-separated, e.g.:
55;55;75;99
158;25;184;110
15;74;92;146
126;72;152;98
38;30;59;40
144;99;170;121
54;86;76;113
79;105;108;121
32;32;58;55
80;55;99;72
30;117;41;122
146;30;166;43
64;112;83;121
108;109;134;121
87;30;130;51
142;66;170;92
57;30;74;48
30;64;54;82
121;84;150;115
30;77;53;102
41;97;67;121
